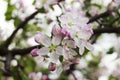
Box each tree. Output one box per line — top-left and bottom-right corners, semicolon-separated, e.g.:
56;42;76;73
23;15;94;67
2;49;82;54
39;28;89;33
0;0;120;80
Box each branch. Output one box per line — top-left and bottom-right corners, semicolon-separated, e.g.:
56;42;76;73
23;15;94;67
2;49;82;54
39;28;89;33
10;45;41;56
88;10;112;24
93;27;120;34
4;10;39;48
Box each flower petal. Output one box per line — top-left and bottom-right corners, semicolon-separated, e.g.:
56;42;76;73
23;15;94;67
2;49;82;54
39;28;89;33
56;46;63;55
35;32;51;47
79;46;85;55
37;47;49;55
62;39;76;48
50;53;59;63
52;25;61;36
85;42;94;51
52;35;62;45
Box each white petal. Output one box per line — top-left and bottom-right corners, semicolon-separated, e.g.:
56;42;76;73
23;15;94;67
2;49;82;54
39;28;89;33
52;35;62;45
37;47;49;55
79;46;85;55
56;46;63;55
69;49;77;56
85;42;94;51
36;32;51;47
50;53;59;63
62;39;76;48
55;66;63;76
34;72;42;80
74;38;83;48
35;56;44;63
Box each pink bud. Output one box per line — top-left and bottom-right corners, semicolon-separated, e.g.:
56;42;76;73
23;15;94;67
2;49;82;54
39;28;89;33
73;58;80;64
61;28;71;38
48;63;56;71
30;48;39;57
28;72;36;78
42;74;48;80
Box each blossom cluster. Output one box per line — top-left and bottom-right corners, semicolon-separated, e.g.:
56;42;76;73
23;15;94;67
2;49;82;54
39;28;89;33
30;8;93;73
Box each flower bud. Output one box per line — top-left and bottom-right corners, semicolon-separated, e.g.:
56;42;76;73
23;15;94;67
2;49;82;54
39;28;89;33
42;74;48;80
30;48;39;57
48;63;56;71
28;72;36;78
73;58;80;64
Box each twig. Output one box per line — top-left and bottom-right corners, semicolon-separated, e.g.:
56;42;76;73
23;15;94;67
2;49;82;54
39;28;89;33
4;10;39;48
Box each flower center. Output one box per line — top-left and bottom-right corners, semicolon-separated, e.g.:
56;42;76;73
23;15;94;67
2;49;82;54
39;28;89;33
42;0;47;4
68;21;73;27
49;44;57;52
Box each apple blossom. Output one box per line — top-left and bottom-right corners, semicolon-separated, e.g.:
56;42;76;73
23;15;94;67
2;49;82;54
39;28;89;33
31;8;94;72
35;32;63;63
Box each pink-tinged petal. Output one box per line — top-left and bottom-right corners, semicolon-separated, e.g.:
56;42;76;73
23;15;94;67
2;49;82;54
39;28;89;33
79;46;85;55
30;48;39;57
74;38;83;48
85;42;94;51
29;72;36;78
35;32;51;47
63;48;77;60
52;35;62;45
37;47;49;55
69;49;77;56
35;56;44;63
34;72;42;80
62;39;76;48
52;25;61;36
56;46;63;55
50;53;59;63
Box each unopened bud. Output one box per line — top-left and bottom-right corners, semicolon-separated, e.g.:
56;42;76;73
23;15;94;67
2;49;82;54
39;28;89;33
30;48;39;57
42;74;48;80
48;63;56;71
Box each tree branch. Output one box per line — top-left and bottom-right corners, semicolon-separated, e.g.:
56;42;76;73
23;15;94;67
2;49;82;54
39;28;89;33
93;27;120;34
88;10;112;24
10;45;41;56
4;10;39;48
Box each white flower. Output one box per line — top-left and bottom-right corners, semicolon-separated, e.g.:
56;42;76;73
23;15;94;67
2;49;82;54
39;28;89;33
58;8;93;40
35;32;63;63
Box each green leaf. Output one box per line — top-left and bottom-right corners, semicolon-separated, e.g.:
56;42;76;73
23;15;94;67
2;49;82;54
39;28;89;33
59;55;63;62
14;17;21;27
5;4;16;20
38;7;46;13
107;47;114;54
